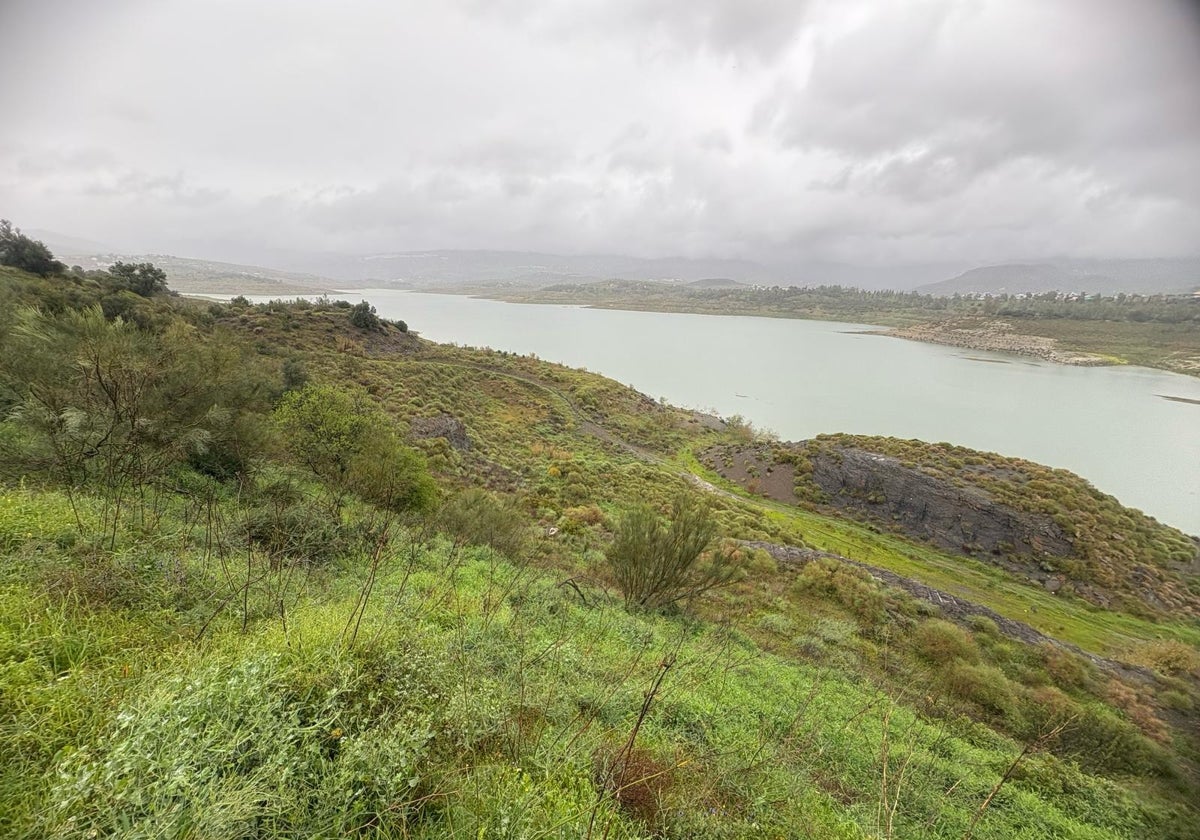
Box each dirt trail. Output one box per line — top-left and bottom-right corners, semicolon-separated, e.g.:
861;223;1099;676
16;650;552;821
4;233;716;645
414;356;1151;677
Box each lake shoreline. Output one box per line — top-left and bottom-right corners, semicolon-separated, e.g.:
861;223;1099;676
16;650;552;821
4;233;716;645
876;320;1115;367
401;286;1198;378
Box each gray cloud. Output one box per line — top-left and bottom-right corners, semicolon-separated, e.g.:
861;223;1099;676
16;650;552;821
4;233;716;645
1;0;1197;267
763;1;1200;210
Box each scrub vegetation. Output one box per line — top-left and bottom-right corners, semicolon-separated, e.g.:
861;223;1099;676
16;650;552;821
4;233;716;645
2;239;1199;838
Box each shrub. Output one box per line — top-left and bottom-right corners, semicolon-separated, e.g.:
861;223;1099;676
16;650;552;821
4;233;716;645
607;494;738;611
438;488;530;558
108;261;167;297
912;618;980;665
793;558;887;626
1127;639;1200;676
0;220;63;276
242;500;355;567
281;357;309;392
274;383;436;515
46;652;443;837
1040;644;1096;690
944;662;1016;715
349;300;381;331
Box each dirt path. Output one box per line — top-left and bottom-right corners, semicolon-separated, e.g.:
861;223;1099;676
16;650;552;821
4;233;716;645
412;355;1151;677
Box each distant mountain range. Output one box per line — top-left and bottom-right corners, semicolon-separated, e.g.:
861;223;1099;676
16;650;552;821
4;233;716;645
915;258;1200;296
31;226;1200;296
61;253;333;295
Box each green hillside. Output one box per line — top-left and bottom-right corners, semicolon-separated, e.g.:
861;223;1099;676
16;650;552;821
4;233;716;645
1;260;1199;839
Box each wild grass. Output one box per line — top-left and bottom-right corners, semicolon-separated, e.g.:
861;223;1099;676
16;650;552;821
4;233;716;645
1;492;1194;838
1;283;1197;838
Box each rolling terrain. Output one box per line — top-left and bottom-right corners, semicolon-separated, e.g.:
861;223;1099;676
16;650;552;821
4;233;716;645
1;259;1199;838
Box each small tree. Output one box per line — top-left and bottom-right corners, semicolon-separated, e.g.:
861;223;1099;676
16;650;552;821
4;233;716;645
109;261;168;297
607;493;739;610
274;382;434;515
349;300;381;331
0;220;64;276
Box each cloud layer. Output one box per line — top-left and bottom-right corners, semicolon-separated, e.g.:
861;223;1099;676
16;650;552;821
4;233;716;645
2;0;1197;267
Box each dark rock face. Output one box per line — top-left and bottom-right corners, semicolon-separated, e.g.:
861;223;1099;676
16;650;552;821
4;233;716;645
808;447;1073;559
409;413;471;451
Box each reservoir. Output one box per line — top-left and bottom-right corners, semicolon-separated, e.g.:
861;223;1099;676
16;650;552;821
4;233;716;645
251;290;1200;534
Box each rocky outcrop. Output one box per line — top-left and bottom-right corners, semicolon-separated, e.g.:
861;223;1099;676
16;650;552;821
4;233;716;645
409;413;471;451
807;447;1073;559
702;437;1200;617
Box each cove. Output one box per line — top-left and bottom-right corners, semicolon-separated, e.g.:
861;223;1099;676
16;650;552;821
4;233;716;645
251;290;1200;534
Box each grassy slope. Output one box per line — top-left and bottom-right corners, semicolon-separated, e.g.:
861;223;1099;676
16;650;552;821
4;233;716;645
1;289;1199;838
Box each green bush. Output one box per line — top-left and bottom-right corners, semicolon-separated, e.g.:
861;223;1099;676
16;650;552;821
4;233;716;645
912;618;980;665
944;662;1016;715
242;499;356;566
793;558;888;626
438;488;530;558
607;493;739;611
349;300;381;331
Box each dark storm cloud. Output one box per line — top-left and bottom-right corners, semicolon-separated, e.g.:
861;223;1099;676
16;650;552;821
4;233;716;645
1;0;1197;266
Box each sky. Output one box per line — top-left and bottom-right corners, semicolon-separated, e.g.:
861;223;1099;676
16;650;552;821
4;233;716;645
2;0;1199;268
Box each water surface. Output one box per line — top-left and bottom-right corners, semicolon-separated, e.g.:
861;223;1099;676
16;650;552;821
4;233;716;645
250;290;1200;534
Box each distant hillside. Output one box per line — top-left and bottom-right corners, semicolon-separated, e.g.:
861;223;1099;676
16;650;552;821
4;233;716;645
919;258;1200;296
26;229;117;256
62;253;335;295
686;277;746;289
319;250;776;287
284;251;968;291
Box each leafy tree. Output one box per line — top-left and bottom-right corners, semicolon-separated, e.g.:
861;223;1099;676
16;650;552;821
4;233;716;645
109;261;168;297
274;382;435;514
0;219;64;276
0;307;273;536
349;300;381;331
607;493;739;610
347;425;437;515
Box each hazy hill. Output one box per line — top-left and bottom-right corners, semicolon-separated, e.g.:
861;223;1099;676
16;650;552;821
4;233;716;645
686;277;746;289
62;253;335;295
25;226;1198;297
918;258;1200;296
310;250;777;287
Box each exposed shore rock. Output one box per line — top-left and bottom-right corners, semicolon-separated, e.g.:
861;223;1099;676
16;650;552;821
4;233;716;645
701;438;1200;617
806;447;1073;560
882;319;1110;366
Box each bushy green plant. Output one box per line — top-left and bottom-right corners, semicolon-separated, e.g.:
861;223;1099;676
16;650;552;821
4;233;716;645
438;488;530;558
945;662;1017;715
793;558;888;626
242;499;356;567
0;219;63;276
607;493;739;611
274;382;436;514
349;300;381;331
912;618;981;665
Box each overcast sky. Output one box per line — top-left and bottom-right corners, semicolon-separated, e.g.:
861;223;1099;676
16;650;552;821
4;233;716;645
2;0;1198;267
